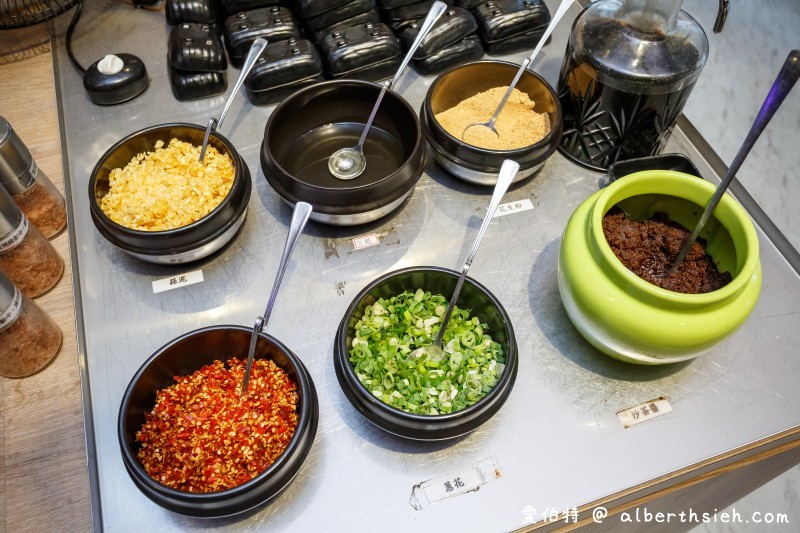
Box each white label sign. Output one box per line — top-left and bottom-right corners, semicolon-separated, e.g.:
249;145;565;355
352;233;381;250
493;198;534;218
410;457;502;510
152;270;204;294
616;397;672;428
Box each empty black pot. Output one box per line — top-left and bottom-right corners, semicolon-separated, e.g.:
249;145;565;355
118;325;318;517
261;80;426;226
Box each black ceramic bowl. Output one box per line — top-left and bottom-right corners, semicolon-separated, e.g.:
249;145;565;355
118;326;318;517
334;266;518;440
89;123;251;264
422;60;563;185
261;80;427;226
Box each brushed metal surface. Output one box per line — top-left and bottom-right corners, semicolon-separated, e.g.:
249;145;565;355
53;1;800;531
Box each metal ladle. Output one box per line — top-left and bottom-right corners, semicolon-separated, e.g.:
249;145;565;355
241;201;313;395
199;37;269;162
461;0;574;141
327;1;447;180
658;49;800;278
408;159;520;362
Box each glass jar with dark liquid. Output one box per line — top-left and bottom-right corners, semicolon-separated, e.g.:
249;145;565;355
557;0;727;171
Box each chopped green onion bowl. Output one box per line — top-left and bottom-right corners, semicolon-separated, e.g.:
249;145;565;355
348;289;505;415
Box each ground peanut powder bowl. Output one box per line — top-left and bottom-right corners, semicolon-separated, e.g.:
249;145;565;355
89;123;251;264
118;325;318;517
422;60;563;186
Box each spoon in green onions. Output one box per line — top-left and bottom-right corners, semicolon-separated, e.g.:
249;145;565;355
408;159;520;362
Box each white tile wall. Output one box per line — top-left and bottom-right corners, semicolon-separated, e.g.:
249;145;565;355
679;1;800;531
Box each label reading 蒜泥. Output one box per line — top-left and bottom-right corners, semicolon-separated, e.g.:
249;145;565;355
152;270;204;294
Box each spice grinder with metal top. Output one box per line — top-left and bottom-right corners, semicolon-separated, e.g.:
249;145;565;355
0;185;64;298
0;269;63;378
0;116;67;238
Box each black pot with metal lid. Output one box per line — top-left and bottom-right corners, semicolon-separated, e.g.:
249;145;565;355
89;123;251;264
260;80;427;226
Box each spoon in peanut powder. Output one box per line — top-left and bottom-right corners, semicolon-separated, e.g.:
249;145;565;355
461;0;574;142
241;201;313;396
407;160;519;362
327;1;447;180
657;49;800;279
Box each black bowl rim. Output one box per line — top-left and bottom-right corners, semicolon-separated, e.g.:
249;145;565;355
423;59;564;156
117;325;319;515
89;122;247;238
334;266;518;439
263;79;424;194
90;164;251;256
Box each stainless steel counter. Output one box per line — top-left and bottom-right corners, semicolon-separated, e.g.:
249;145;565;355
53;1;800;531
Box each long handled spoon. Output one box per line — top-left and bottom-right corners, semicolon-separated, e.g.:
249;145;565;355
327;1;447;180
658;49;800;278
241;201;313;395
461;0;574;141
408;159;520;362
199;37;268;161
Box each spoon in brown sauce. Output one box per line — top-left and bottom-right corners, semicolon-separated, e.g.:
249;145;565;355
657;49;800;278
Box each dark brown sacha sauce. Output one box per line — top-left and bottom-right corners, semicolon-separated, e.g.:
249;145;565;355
602;208;732;294
281;122;406;187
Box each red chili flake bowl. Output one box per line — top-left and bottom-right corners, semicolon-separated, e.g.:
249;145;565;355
118;325;318;517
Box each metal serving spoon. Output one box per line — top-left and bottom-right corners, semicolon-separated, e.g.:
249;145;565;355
241;201;313;396
658;49;800;278
461;0;574;141
199;37;269;162
327;1;447;180
408;160;520;362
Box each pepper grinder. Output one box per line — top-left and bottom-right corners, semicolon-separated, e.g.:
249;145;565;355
0;269;63;378
0;184;64;298
0;115;68;239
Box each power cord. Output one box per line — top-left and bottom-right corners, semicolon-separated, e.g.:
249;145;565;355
64;0;150;105
65;0;85;73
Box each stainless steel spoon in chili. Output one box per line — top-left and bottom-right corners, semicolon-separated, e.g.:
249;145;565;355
241;201;313;395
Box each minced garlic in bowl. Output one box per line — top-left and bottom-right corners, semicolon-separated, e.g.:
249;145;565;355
99;138;235;231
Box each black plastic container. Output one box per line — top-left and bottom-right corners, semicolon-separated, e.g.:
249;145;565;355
118;325;318;517
261;80;426;225
89;123;251;264
168;23;227;72
421;60;563;185
607;153;702;182
334;266;518;440
223;7;301;68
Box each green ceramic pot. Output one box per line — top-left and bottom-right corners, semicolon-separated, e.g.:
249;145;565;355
558;170;762;365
